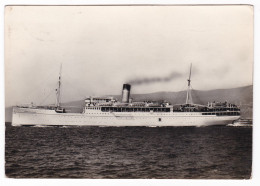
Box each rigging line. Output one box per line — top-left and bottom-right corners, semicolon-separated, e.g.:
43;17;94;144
39;89;56;106
190;85;202;105
61;72;87;99
171;83;187;105
180;85;188;104
23;67;60;104
64;80;85;99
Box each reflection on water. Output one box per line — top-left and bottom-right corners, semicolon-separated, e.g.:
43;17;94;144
5;123;252;178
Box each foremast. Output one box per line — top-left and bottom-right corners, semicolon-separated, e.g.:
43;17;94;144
55;64;62;109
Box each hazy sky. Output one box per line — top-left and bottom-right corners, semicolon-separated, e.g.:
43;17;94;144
5;5;253;107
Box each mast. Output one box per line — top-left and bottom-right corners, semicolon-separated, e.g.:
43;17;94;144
56;64;62;108
185;63;193;104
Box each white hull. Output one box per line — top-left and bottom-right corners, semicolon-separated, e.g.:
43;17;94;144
12;107;240;127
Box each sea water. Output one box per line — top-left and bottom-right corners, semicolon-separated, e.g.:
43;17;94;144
5;123;252;178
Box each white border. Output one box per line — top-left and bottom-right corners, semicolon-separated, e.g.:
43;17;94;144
0;1;259;186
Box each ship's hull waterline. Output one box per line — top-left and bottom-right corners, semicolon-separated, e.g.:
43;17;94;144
12;107;239;127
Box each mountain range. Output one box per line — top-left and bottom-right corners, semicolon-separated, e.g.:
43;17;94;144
5;85;253;122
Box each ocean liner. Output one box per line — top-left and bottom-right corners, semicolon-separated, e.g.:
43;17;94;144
12;65;240;126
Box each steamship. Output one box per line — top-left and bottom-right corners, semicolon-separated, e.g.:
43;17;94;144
12;65;240;127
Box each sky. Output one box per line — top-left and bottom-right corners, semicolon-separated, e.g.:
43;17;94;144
5;5;253;107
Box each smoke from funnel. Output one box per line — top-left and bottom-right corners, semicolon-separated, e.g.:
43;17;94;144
127;72;182;85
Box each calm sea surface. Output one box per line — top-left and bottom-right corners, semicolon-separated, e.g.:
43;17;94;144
5;123;252;179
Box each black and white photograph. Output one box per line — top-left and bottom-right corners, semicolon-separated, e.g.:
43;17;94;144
4;4;253;179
